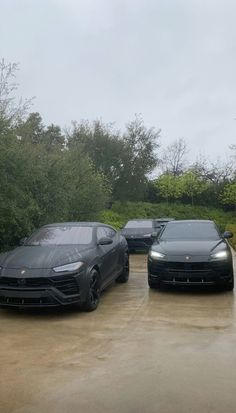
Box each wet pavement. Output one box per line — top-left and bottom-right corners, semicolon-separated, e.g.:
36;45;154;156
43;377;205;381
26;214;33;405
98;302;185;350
0;252;236;413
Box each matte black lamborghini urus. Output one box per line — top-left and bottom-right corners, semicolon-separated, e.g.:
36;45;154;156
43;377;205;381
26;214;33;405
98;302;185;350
0;222;129;311
148;220;234;291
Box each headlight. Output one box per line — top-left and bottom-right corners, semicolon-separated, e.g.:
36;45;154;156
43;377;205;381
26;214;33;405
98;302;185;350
53;261;84;273
149;250;165;259
210;251;228;260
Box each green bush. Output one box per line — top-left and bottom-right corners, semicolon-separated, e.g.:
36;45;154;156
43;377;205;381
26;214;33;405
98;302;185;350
102;202;236;236
99;210;125;229
226;224;236;250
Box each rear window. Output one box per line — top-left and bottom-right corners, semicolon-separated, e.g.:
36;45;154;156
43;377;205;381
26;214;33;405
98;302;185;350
125;220;153;229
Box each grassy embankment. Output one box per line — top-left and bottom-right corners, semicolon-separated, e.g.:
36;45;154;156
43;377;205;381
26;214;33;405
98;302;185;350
101;202;236;250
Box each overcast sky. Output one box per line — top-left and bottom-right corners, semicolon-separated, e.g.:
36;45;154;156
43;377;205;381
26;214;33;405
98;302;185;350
1;0;236;161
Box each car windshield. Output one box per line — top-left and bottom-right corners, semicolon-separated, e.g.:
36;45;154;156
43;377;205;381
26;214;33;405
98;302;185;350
160;222;221;241
125;220;153;229
26;226;93;245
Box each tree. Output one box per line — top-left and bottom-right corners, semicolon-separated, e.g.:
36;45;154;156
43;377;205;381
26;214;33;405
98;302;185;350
0;59;32;128
154;174;183;204
68;115;161;202
191;155;234;184
16;112;44;144
160;138;188;176
120;115;161;201
220;182;236;210
68;120;124;192
63;148;110;220
179;171;208;206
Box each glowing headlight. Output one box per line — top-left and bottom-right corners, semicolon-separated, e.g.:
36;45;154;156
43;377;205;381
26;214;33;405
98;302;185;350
53;261;84;273
149;250;165;259
211;251;228;260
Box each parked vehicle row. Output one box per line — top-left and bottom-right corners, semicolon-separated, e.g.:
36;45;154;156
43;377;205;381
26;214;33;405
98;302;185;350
0;219;234;312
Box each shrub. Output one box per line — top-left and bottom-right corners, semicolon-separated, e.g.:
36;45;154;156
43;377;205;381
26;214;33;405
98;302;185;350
102;201;236;237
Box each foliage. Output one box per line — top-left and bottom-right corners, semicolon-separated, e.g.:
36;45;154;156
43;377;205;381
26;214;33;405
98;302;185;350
0;59;32;127
67;115;161;202
1;59;236;251
226;224;236;250
220;183;236;208
99;210;125;229
154;171;208;206
154;174;182;203
179;171;208;206
0;118;110;251
102;201;236;233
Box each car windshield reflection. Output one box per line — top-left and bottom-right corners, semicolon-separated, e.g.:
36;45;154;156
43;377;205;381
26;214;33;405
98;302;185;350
160;222;221;241
26;226;93;245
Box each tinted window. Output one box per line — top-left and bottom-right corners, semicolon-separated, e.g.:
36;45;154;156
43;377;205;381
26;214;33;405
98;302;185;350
97;227;116;240
160;222;220;240
125;220;153;229
97;227;108;241
27;226;93;245
105;228;116;238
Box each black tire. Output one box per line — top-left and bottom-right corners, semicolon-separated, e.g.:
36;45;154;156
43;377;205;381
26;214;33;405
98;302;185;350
81;269;101;312
224;276;234;291
116;253;129;283
148;277;160;289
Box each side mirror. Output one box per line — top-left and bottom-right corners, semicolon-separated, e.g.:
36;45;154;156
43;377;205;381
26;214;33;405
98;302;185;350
223;231;233;239
151;232;158;238
19;237;27;245
98;237;113;246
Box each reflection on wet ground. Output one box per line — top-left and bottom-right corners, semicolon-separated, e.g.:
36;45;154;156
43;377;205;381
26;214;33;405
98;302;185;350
0;252;235;413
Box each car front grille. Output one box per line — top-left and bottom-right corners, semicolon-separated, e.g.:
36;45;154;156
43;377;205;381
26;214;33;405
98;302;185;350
49;275;79;295
149;260;231;278
0;275;79;296
0;296;55;306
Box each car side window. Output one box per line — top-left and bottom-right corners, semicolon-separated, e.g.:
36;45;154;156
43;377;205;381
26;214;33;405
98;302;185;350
105;228;116;238
97;227;108;241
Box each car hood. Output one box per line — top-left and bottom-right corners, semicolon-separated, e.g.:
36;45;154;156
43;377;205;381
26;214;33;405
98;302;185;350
121;228;152;237
152;240;225;256
0;245;92;269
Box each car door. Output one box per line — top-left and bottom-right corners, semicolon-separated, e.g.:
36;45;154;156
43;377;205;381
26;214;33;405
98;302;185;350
96;226;116;285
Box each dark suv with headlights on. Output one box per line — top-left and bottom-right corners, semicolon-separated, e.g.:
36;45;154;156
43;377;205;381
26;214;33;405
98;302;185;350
148;220;234;290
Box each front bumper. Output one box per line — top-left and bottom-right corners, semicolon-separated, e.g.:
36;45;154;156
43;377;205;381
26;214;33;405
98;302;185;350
0;274;82;307
148;258;233;287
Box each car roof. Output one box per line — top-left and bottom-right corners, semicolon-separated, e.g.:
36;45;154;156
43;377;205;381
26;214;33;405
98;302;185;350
42;222;115;228
126;219;154;221
155;218;175;221
166;220;214;225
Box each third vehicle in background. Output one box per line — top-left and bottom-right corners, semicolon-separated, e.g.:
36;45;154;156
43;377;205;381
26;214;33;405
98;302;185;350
121;219;160;252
